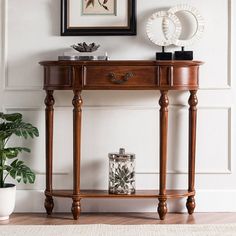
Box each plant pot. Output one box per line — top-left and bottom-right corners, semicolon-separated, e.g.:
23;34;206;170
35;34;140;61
0;184;16;221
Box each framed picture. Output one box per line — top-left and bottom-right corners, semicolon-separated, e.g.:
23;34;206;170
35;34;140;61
61;0;136;36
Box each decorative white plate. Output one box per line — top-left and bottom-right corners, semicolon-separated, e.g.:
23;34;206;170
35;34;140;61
168;4;205;47
146;11;182;47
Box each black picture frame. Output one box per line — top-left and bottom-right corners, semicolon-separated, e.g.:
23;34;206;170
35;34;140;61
61;0;136;36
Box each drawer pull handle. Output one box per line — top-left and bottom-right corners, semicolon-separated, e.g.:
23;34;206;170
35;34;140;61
108;72;133;84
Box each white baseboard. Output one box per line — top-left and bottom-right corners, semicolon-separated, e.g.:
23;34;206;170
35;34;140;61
14;189;236;213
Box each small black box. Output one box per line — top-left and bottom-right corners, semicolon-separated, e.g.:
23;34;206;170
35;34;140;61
156;52;172;60
174;51;193;60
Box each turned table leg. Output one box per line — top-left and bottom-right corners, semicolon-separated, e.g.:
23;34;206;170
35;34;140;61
71;90;83;220
158;90;169;220
44;90;55;215
186;90;198;214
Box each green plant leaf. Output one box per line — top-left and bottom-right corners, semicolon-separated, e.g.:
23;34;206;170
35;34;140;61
22;172;27;184
0;113;22;122
7;159;35;184
27;172;35;184
10;159;18;168
22;130;28;139
3;147;31;159
10;169;17;179
0;113;38;186
0;121;39;140
4;165;11;171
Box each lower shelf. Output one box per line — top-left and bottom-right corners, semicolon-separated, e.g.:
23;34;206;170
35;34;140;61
45;190;195;199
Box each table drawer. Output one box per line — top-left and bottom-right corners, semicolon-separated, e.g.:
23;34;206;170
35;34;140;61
83;66;157;89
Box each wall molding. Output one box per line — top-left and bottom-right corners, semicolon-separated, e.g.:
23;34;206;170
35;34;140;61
1;0;41;91
4;104;233;111
35;172;69;176
0;0;6;91
228;0;232;88
4;105;232;175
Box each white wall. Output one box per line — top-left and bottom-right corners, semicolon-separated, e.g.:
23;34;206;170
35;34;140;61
0;0;236;213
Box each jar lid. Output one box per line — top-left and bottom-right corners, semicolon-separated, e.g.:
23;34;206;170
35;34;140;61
108;148;135;161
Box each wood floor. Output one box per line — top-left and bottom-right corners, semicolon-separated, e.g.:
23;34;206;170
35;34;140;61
0;213;236;225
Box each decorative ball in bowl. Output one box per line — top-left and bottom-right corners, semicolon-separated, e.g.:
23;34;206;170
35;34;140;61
71;42;100;52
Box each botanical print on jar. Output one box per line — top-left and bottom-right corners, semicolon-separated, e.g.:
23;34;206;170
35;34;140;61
82;0;117;15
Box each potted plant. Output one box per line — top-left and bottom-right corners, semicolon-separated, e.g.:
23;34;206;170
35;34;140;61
0;113;39;220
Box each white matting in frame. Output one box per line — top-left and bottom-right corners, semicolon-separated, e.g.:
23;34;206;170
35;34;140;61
69;0;128;28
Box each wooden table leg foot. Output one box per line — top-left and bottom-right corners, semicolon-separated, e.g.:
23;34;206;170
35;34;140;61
158;198;167;220
186;196;196;215
44;196;54;215
71;200;81;220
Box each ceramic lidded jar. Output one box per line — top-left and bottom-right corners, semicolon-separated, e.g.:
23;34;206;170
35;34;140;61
108;148;135;194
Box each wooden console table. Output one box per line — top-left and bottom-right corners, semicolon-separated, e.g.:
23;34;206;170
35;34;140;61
39;60;203;220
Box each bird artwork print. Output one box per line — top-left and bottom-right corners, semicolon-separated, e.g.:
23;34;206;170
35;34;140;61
85;0;110;11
